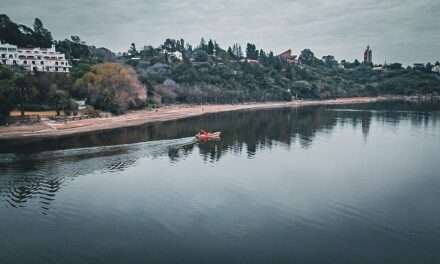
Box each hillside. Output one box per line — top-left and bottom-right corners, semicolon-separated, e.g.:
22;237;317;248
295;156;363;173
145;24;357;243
1;15;440;122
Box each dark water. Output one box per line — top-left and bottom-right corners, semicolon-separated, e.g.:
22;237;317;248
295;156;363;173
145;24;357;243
1;101;440;264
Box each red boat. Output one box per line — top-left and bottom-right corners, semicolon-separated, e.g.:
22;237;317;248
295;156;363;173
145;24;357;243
195;131;221;141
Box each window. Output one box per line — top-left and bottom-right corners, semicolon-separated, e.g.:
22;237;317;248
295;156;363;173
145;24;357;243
32;61;36;65
1;54;5;58
13;60;17;65
55;62;59;65
63;67;67;71
1;59;6;64
0;48;6;51
40;61;44;65
9;54;13;58
37;56;41;59
23;60;27;64
55;67;58;72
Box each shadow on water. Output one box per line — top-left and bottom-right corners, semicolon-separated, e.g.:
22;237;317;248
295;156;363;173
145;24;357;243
0;101;439;211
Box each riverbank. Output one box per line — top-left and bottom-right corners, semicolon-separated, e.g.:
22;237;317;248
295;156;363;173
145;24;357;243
0;96;402;141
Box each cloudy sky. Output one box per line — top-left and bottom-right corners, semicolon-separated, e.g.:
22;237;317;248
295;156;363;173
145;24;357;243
2;0;440;64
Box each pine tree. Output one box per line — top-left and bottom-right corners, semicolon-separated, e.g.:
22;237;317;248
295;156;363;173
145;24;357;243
207;39;214;55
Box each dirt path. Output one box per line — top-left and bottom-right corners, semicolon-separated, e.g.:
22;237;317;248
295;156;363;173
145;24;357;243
0;96;399;140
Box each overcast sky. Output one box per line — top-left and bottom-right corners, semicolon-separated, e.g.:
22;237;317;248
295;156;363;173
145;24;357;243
2;0;440;64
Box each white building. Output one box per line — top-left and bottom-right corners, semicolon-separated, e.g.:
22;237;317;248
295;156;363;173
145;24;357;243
161;50;183;62
432;65;440;74
0;43;71;73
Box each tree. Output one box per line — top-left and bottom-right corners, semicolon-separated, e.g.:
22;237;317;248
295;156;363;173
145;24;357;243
246;43;258;60
299;49;318;66
386;63;402;70
0;15;52;48
230;43;243;59
259;49;266;59
70;35;81;43
426;62;433;72
32;18;53;47
33;18;43;33
14;74;36;117
74;63;147;114
227;46;235;58
48;84;70;116
0;66;18;122
163;38;177;52
207;40;215;55
55;38;91;60
193;50;208;62
353;59;361;67
322;55;338;67
199;38;207;51
129;43;138;57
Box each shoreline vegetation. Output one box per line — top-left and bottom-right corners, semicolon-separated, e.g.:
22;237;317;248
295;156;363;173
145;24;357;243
2;15;440;126
0;95;415;141
1;15;440;152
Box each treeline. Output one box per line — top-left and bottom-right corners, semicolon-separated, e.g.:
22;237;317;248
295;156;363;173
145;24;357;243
127;38;440;104
0;65;76;120
1;15;440;123
0;15;52;48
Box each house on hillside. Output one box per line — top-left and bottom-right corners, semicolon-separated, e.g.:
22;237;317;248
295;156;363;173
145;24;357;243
278;49;297;64
161;50;183;62
373;65;384;71
0;43;71;72
240;58;259;64
432;64;440;74
413;63;425;71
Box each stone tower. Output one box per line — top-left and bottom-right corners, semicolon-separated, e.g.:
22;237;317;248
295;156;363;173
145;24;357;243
364;45;373;64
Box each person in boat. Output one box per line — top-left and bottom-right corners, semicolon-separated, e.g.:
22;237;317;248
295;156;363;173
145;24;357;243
198;129;208;136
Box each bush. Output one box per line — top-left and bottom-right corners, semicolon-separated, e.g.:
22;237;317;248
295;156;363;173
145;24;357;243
74;63;147;114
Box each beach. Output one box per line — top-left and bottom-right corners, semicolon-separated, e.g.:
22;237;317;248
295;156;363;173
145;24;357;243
0;96;400;141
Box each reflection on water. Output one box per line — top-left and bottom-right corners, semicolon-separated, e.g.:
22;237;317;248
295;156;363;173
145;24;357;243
1;101;440;211
1;101;440;264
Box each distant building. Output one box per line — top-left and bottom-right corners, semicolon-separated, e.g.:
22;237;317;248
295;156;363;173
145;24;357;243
162;50;183;62
373;65;384;71
432;65;440;74
240;58;259;64
363;45;373;64
413;63;425;71
0;43;71;72
278;49;297;64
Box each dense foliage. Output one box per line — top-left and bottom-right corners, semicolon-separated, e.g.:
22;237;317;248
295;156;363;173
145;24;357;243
74;63;147;114
1;15;440;123
0;15;52;48
0;65;76;120
130;38;440;104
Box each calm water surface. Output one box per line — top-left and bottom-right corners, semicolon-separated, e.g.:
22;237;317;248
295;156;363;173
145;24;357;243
1;102;440;263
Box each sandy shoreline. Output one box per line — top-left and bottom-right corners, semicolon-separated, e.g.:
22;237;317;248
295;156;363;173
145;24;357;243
0;96;400;141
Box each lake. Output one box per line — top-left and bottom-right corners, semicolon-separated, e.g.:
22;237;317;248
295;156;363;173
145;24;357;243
1;101;440;264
